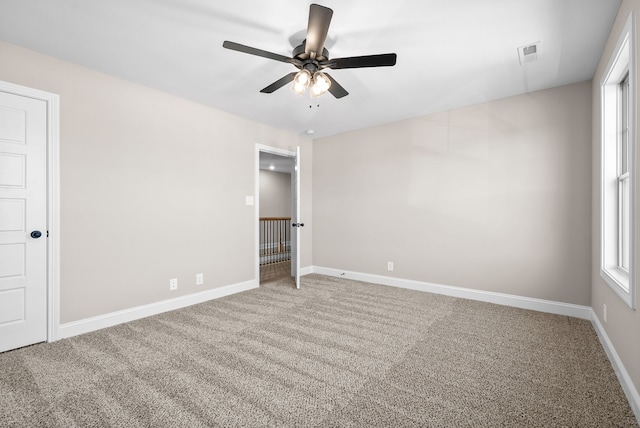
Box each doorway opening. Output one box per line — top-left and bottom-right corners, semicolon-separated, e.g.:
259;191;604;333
257;148;297;286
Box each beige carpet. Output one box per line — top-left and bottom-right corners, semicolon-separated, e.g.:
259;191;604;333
1;274;637;427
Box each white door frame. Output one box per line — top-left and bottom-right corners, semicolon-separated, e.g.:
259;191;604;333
254;144;297;284
0;80;60;343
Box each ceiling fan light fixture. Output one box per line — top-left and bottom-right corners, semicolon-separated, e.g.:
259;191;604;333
291;69;311;95
292;82;307;95
294;69;311;85
310;71;331;97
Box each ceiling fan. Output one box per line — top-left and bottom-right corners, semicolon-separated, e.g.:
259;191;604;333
222;3;397;99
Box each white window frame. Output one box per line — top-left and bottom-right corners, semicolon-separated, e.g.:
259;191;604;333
619;73;630;272
600;13;637;309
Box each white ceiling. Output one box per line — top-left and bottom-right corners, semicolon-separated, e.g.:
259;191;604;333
0;0;621;139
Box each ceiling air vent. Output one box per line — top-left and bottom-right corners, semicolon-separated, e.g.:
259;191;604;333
518;42;540;65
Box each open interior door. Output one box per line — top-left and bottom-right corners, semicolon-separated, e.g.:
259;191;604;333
293;146;302;289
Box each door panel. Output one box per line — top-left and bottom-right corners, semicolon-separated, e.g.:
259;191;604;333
0;199;26;231
0;153;26;187
0;92;47;353
0;288;25;324
0;105;26;143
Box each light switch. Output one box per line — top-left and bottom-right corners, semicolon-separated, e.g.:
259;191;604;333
246;196;254;206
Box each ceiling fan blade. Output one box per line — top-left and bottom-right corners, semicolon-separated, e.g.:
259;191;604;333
325;73;349;99
260;72;298;93
305;4;333;59
322;53;397;69
223;41;301;66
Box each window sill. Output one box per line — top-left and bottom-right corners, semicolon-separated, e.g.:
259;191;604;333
601;267;634;309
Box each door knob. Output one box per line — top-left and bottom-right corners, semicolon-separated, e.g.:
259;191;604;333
31;230;42;239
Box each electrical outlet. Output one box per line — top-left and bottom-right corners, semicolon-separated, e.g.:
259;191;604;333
196;273;204;285
169;278;178;291
387;261;394;272
603;304;607;323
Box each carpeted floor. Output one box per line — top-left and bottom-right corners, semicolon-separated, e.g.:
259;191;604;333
0;274;637;427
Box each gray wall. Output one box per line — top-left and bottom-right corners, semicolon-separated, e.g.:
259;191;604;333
0;40;313;323
591;0;640;401
313;81;592;306
259;170;291;218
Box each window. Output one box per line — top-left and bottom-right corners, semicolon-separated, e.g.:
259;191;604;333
601;14;636;309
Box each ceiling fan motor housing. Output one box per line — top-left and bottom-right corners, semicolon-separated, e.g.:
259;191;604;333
293;40;329;63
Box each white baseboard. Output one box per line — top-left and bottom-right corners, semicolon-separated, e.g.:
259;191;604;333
57;279;258;339
591;310;640;422
307;266;592;319
300;265;314;276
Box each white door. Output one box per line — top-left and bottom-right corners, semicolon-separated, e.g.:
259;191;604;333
0;91;47;353
293;146;302;289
